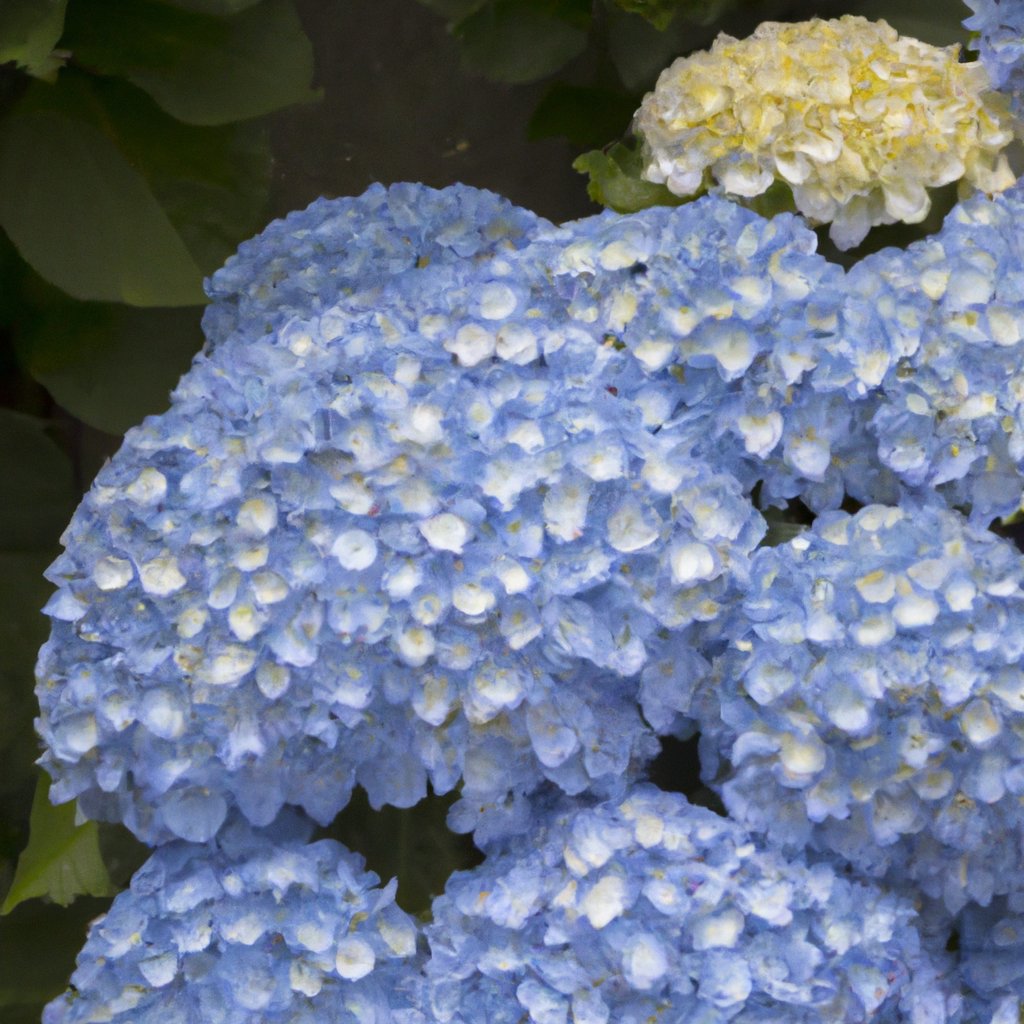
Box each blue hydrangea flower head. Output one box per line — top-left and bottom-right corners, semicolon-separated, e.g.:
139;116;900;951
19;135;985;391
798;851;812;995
202;181;548;352
535;198;925;517
847;183;1024;522
541;182;1024;526
964;0;1024;114
702;499;1024;913
422;785;944;1023
43;815;422;1024
39;185;803;846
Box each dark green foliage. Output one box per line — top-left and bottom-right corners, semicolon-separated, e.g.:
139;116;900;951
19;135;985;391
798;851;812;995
0;107;207;305
611;0;727;30
453;0;592;84
0;0;69;80
60;0;319;125
0;409;79;943
15;296;204;434
0;897;113;1013
612;0;681;29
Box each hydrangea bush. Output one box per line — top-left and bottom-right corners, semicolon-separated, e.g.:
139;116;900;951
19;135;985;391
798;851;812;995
31;4;1024;1023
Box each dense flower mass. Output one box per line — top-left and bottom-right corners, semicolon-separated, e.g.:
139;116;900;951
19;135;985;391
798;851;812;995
423;787;941;1024
964;0;1024;115
634;16;1017;248
30;10;1024;1021
201;181;547;353
44;184;826;847
35;181;1024;851
848;184;1024;522
534;200;895;516
701;500;1024;913
43;815;421;1024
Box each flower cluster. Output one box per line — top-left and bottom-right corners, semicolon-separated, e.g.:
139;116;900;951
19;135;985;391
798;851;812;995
423;787;936;1023
33;8;1024;1024
634;16;1017;248
44;814;421;1024
964;0;1024;115
201;181;548;353
704;500;1024;913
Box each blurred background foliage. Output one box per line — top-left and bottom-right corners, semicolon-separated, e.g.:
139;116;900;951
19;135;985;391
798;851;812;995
0;0;969;1018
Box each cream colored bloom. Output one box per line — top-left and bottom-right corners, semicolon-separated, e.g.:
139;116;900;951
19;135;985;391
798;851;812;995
635;16;1017;248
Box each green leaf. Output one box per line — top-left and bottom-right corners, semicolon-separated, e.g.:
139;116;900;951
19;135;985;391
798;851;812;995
0;896;111;1009
573;140;688;212
455;0;590;84
16;71;273;276
2;776;116;914
0;108;206;305
61;0;319;125
0;552;57;813
17;298;204;435
528;83;639;148
0;0;68;80
0;554;54;878
605;0;714;92
611;0;680;31
70;74;273;275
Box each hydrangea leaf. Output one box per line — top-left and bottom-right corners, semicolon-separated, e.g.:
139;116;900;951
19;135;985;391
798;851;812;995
1;776;116;914
0;554;57;870
4;76;265;429
0;0;68;80
610;0;679;30
605;1;711;92
611;0;732;29
59;0;318;126
573;140;688;212
0;109;206;305
454;0;590;84
528;82;640;147
72;75;273;275
16;71;273;276
15;299;204;436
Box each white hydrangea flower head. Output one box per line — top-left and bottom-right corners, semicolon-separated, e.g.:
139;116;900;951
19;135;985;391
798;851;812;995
635;16;1018;248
